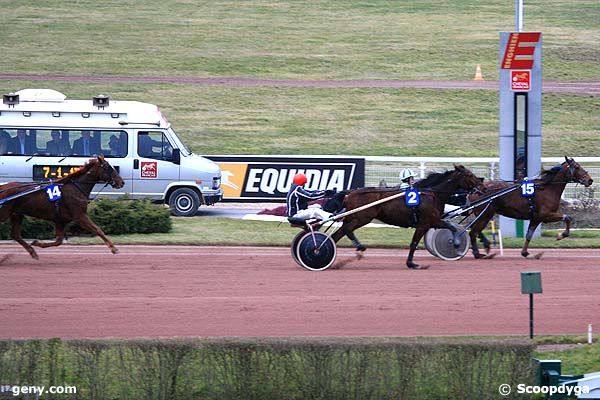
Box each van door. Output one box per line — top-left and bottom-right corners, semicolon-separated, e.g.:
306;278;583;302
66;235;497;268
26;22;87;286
132;131;180;200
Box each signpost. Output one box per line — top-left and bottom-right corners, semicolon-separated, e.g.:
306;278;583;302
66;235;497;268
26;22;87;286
521;271;542;338
498;31;542;238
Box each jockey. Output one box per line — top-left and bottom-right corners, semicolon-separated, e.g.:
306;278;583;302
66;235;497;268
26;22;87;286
286;173;335;220
399;168;417;190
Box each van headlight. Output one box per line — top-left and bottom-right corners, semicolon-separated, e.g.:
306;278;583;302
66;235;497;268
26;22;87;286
212;177;221;190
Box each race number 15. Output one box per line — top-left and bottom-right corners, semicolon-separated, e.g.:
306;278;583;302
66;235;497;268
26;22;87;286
521;181;535;197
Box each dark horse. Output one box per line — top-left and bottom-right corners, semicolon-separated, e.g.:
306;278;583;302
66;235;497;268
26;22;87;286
331;165;482;269
468;157;593;259
0;156;125;259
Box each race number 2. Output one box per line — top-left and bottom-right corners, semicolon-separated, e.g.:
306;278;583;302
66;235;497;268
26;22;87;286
45;184;62;202
521;181;535;197
405;189;421;206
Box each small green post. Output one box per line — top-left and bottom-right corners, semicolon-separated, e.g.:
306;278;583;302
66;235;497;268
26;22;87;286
521;272;542;339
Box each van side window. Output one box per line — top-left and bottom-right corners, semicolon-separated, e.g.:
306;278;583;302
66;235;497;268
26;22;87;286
102;131;128;157
138;132;173;161
44;130;72;156
1;129;38;155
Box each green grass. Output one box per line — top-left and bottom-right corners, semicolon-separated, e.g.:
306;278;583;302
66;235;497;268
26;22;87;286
535;342;600;375
67;216;600;248
1;1;600;157
2;80;599;157
1;1;599;81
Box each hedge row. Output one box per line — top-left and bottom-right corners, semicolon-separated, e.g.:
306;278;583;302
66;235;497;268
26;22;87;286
0;338;536;400
0;198;171;240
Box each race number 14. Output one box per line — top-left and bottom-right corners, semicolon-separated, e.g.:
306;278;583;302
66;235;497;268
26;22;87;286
521;181;535;197
46;184;62;202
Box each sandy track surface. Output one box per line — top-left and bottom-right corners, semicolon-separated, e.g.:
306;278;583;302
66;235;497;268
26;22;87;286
0;244;598;339
1;73;600;95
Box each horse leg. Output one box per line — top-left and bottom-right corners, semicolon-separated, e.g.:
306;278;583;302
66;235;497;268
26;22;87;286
556;214;572;240
468;208;495;259
521;220;541;258
10;214;39;259
74;214;119;254
343;226;366;252
406;226;429;270
478;232;491;253
332;218;367;252
31;222;66;248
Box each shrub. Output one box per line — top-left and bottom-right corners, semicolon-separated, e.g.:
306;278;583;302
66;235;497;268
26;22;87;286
0;198;171;239
0;338;536;400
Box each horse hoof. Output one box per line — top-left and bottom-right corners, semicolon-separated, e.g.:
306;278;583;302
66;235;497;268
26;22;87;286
111;248;119;255
407;263;429;270
0;254;13;265
30;253;39;260
484;252;498;259
356;245;366;252
521;251;530;258
534;252;544;260
473;253;486;259
556;232;569;241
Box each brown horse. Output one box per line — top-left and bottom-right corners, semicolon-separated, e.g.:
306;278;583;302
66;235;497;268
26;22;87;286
0;156;125;259
468;157;593;259
331;165;482;269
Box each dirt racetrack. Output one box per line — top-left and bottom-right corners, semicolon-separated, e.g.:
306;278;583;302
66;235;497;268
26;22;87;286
0;244;598;339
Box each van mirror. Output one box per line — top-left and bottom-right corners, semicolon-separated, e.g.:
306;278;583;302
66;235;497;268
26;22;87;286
172;148;180;165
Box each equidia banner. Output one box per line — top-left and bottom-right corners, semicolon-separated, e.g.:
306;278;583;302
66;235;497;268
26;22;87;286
206;156;365;201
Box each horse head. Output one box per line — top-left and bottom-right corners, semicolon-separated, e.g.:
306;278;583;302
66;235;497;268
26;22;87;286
92;156;125;189
452;164;483;191
564;157;593;187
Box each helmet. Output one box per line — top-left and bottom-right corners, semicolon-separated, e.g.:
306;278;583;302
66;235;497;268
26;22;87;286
293;173;308;186
399;168;417;181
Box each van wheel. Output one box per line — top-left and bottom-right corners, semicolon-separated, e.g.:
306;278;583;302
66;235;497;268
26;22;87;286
169;188;200;217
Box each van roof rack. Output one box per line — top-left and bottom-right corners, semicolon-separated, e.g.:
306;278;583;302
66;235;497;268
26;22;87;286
15;89;67;102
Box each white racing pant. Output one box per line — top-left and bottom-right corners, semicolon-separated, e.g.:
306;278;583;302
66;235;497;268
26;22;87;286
293;205;331;221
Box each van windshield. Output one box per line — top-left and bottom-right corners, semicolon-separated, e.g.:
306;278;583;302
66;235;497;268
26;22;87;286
167;127;191;156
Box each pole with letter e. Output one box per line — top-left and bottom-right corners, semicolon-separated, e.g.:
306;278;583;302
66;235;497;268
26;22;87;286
521;271;542;339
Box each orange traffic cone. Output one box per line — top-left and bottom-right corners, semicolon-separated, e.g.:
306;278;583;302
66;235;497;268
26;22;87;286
473;64;484;81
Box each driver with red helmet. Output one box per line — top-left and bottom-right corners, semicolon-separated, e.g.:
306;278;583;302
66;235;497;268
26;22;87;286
286;173;335;220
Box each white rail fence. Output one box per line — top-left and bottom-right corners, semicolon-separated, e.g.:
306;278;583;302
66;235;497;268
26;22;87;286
365;157;600;201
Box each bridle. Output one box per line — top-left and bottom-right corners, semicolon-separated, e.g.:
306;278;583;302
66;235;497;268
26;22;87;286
99;159;120;188
562;158;588;185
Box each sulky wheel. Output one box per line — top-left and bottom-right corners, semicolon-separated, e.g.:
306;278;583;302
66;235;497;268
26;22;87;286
424;228;437;257
430;224;470;261
290;231;306;266
294;231;337;271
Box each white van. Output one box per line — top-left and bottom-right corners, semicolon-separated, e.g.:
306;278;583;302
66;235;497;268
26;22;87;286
0;89;222;216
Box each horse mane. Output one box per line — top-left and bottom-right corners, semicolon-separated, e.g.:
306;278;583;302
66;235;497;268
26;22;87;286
414;170;452;189
538;164;563;184
55;158;99;183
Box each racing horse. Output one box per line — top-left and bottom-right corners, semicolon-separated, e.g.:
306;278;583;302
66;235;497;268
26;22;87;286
331;165;482;269
0;156;125;259
468;157;593;259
